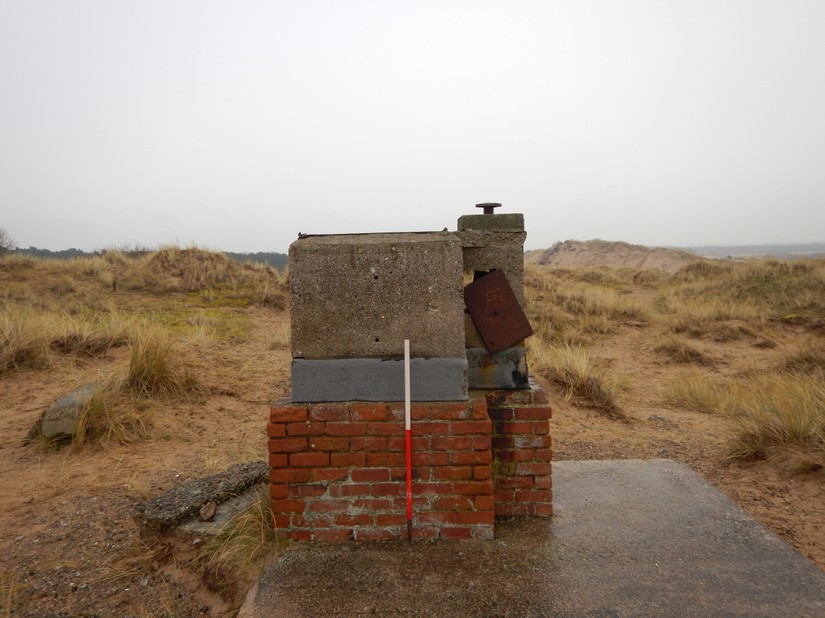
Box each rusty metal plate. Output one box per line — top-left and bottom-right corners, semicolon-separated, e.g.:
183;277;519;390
464;270;533;354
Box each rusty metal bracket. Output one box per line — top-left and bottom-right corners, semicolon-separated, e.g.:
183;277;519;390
463;270;533;354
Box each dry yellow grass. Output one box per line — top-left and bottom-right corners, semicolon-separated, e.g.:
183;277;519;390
0;306;52;372
72;381;149;448
528;256;825;464
525;264;647;345
200;489;280;576
661;258;825;327
653;335;711;365
527;340;628;420
724;371;825;462
661;369;726;413
782;344;825;374
126;326;201;399
0;247;294;615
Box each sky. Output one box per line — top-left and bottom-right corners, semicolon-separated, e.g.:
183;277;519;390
2;1;824;253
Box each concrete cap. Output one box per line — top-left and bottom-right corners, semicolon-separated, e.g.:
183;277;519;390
457;213;525;232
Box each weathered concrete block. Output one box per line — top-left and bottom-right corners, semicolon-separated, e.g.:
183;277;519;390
457;231;527;307
289;232;465;360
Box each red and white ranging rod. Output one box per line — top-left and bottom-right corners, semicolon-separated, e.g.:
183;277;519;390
404;339;413;542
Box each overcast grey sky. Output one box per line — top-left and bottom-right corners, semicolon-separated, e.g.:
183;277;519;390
2;1;823;253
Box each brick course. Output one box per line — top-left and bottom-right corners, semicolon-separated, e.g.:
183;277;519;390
486;383;553;518
269;382;552;541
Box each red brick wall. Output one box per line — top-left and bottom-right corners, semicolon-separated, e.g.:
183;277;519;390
485;384;553;517
268;383;551;541
268;397;495;541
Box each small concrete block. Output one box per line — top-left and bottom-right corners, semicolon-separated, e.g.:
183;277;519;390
458;228;527;308
289;232;465;359
467;347;528;390
457;213;525;232
291;357;469;402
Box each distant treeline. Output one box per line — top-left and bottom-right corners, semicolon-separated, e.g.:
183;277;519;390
9;246;288;269
224;251;288;268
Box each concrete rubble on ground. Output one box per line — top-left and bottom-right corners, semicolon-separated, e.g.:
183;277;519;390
25;382;101;444
134;461;268;531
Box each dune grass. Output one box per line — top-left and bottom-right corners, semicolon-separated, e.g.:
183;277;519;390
70;326;202;447
525;264;647;345
1;248;256;445
781;344;825;374
1;305;132;374
1;246;286;377
527;340;628;420
654;335;711;365
525;256;825;457
197;489;280;606
72;381;150;447
126;326;201;399
201;489;278;574
660;258;825;336
0;306;52;373
724;371;825;462
661;370;726;413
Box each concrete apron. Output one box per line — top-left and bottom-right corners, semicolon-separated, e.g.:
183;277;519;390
240;459;825;617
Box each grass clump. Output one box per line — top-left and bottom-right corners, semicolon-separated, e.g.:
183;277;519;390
126;327;201;398
528;341;628;420
202;490;278;573
724;371;825;461
73;381;149;447
70;326;202;447
2;304;134;374
0;306;52;373
661;370;726;413
781;345;825;374
662;296;763;339
198;490;280;604
654;335;711;365
49;309;131;356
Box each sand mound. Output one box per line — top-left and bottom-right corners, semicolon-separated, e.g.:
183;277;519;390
526;240;701;273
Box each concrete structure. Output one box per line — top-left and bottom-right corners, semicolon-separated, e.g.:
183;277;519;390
273;205;548;541
457;211;530;390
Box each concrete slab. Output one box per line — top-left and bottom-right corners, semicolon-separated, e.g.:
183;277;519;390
239;459;825;617
548;459;825;616
290;357;469;402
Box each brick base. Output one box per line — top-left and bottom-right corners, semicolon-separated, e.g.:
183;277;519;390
486;385;553;517
269;382;551;541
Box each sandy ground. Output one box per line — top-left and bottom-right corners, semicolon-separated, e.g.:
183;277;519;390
1;279;824;616
0;306;291;616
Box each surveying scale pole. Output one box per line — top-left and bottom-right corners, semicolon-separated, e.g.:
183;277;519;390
404;339;413;542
